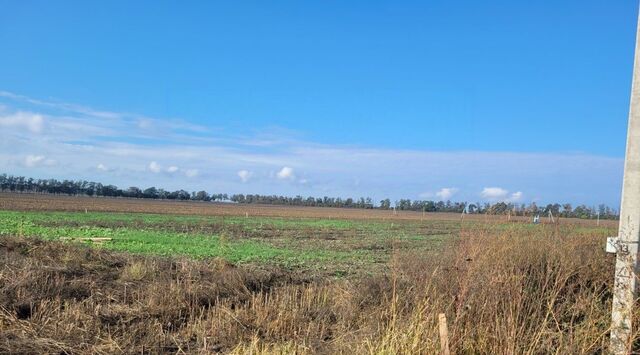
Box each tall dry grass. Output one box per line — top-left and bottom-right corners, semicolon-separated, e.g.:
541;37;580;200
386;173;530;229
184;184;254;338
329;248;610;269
0;223;635;354
362;224;626;354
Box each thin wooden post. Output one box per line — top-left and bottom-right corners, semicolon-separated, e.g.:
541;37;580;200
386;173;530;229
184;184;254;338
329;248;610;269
438;313;451;355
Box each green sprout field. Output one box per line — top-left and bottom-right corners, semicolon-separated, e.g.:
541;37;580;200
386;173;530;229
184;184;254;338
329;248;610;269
0;210;459;277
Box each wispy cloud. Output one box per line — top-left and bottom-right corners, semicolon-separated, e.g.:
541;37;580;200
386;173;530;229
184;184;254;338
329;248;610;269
0;91;122;120
24;155;45;167
184;169;199;178
237;170;253;183
0;110;44;133
0;91;624;205
0;90;211;141
24;154;56;168
436;187;459;200
148;161;162;173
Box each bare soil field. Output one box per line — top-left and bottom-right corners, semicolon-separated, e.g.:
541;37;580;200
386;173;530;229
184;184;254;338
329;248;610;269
0;192;616;227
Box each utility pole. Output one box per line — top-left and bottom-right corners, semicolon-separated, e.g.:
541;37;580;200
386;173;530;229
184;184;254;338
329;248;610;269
611;6;640;353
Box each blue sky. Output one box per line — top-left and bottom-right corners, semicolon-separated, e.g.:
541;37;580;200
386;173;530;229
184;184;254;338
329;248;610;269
0;1;636;206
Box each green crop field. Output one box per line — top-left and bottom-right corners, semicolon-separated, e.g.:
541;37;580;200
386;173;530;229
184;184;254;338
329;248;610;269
0;210;461;277
0;209;613;278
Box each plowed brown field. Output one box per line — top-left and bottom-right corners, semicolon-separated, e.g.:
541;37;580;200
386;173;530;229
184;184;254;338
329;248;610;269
0;192;615;226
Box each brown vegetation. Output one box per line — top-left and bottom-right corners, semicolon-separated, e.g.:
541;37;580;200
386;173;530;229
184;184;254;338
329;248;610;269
0;222;632;354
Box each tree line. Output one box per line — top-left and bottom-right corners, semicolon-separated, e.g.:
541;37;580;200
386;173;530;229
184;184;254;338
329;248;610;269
0;173;618;219
392;199;618;220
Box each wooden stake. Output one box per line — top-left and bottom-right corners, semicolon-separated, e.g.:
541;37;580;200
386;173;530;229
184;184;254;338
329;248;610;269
438;313;451;355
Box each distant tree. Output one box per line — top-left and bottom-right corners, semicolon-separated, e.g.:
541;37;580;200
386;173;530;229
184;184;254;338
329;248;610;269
573;205;593;219
126;187;142;198
488;202;508;215
0;172;622;220
192;190;210;201
143;187;158;199
175;190;191;200
365;197;373;209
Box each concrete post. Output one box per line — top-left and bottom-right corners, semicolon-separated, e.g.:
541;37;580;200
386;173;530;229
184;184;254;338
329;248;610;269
611;6;640;353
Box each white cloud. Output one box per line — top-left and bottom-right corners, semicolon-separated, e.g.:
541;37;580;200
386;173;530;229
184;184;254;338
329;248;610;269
185;169;199;178
237;170;253;183
435;187;458;200
481;187;509;200
480;187;523;202
509;191;523;202
24;155;45;167
276;166;295;180
97;163;108;171
22;155;55;167
167;166;179;173
148;161;162;173
419;187;459;200
0;111;44;133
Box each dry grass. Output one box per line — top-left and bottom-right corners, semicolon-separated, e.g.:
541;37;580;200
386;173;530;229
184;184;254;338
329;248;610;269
0;223;635;354
365;224;625;354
